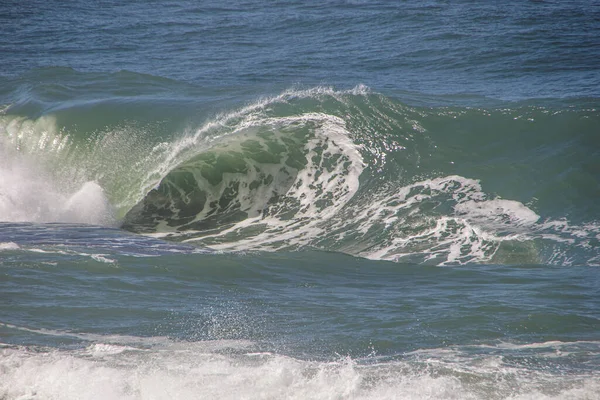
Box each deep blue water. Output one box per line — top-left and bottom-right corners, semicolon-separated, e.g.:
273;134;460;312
2;0;599;99
1;1;599;398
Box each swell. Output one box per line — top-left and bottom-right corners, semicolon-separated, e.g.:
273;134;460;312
1;77;599;265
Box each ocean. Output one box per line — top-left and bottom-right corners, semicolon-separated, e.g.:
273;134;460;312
1;1;599;399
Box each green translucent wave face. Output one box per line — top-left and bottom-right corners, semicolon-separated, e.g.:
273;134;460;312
122;124;311;233
2;85;599;264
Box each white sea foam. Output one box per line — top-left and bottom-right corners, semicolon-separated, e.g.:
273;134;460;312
1;338;598;400
0;242;20;251
90;254;117;264
85;343;136;356
345;176;542;264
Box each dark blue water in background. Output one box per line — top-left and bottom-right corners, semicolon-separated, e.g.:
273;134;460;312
2;0;599;100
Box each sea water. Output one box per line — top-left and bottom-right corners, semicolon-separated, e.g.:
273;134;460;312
1;1;599;399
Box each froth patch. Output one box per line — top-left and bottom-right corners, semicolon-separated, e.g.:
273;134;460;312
0;242;20;251
327;175;543;265
85;343;135;356
454;198;540;227
1;342;598;400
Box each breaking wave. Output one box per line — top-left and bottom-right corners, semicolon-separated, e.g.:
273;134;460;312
1;82;598;265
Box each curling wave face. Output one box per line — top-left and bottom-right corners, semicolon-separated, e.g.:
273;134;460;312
1;84;599;265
